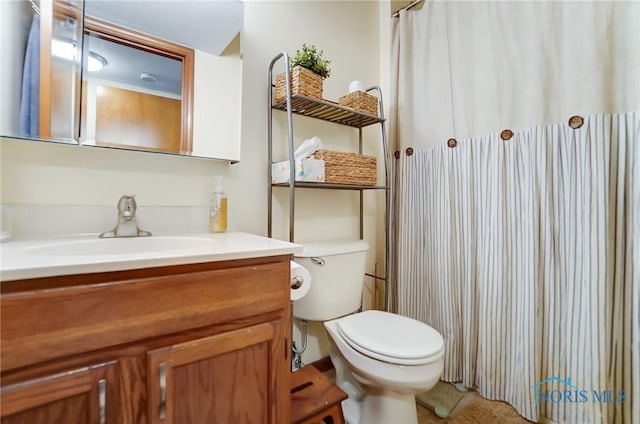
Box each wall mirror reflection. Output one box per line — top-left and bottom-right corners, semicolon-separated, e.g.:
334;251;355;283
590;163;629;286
1;0;83;144
81;0;244;160
80;18;193;154
1;0;244;162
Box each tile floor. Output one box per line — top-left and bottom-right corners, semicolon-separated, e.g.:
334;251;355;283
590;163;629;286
417;391;533;424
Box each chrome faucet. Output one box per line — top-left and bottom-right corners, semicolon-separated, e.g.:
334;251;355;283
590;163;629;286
99;195;152;238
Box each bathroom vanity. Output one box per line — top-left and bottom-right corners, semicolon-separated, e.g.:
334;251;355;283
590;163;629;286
0;233;301;424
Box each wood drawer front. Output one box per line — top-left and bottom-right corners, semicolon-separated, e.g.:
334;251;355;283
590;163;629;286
1;259;289;372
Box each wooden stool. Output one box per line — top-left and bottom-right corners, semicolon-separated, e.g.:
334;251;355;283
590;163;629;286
290;365;348;424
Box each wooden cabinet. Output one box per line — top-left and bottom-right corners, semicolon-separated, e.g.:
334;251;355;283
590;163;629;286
1;255;291;424
147;321;286;424
1;361;117;424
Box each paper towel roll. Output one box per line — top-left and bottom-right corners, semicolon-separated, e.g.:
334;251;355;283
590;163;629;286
290;260;312;301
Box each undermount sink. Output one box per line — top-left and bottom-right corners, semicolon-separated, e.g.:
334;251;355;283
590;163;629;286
24;236;217;257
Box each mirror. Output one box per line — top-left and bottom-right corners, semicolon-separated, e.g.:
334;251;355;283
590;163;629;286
0;0;83;144
79;14;194;155
0;0;244;161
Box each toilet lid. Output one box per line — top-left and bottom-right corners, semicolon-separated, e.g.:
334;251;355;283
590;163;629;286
335;310;444;366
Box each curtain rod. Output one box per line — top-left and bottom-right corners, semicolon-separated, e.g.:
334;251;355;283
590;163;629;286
392;0;424;18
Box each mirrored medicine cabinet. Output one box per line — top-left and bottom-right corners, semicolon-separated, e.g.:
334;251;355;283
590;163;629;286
0;0;243;161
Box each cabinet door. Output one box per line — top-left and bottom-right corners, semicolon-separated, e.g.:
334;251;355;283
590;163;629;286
147;321;288;424
0;361;117;424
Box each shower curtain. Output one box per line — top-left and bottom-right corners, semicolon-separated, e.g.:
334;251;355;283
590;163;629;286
390;2;639;423
19;13;40;138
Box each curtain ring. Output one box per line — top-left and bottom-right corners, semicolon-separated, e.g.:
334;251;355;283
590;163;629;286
406;147;414;156
394;151;400;159
447;138;457;148
500;129;514;141
568;115;584;129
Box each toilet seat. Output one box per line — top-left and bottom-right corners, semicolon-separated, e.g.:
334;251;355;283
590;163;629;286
335;310;444;366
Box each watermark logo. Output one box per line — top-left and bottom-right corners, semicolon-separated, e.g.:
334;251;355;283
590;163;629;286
531;376;626;405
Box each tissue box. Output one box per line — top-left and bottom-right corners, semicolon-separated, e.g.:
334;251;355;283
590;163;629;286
272;158;325;184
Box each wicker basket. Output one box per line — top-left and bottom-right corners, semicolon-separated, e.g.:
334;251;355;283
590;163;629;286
338;91;378;116
314;150;377;186
275;66;323;104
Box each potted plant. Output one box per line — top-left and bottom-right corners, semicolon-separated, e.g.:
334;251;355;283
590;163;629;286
275;44;331;103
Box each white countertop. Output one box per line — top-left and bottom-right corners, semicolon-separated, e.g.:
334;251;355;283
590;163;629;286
1;232;302;281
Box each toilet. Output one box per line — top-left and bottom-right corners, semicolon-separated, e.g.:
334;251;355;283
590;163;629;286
293;240;445;424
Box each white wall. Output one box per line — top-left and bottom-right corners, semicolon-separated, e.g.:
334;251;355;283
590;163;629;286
243;1;382;362
0;0;385;363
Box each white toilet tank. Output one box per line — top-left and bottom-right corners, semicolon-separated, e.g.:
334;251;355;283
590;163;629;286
293;240;369;321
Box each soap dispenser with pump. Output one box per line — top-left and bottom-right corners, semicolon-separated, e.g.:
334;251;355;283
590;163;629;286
209;176;228;233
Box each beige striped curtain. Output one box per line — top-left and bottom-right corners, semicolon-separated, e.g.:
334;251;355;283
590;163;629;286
395;111;639;423
390;1;639;422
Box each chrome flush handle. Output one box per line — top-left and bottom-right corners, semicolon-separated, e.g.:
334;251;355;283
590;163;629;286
310;257;325;266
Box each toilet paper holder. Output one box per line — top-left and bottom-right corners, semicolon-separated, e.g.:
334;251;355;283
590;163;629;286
291;276;304;290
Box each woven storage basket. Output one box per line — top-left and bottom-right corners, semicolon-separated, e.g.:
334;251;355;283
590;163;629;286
275;66;323;103
338;91;378;116
314;150;377;186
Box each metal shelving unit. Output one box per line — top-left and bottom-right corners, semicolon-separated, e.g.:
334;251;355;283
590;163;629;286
271;95;384;128
267;52;392;311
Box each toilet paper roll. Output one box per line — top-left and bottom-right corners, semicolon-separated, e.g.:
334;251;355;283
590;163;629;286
290;260;312;301
349;80;364;93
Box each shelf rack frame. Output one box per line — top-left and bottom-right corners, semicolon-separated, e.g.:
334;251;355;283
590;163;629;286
267;52;392;312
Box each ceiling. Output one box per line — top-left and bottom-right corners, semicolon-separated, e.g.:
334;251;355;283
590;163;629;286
81;0;243;94
86;34;183;95
84;0;243;56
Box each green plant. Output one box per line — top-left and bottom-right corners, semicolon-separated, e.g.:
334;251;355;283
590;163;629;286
291;44;331;79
